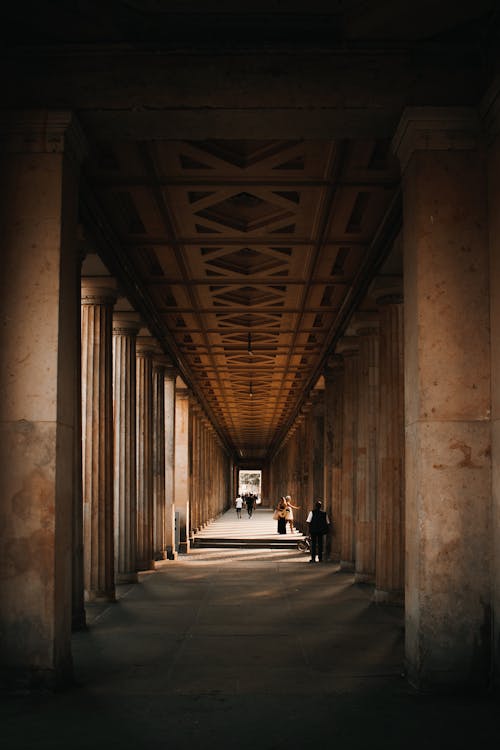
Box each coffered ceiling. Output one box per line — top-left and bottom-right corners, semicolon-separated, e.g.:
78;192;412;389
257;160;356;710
83;136;401;458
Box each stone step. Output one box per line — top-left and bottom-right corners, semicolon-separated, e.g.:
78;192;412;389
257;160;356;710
192;536;300;549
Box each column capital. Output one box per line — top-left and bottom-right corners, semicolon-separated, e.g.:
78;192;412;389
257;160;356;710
136;335;159;357
392;106;480;174
376;293;404;306
153;354;174;371
324;354;344;380
335;336;360;357
163;363;178;381
81;283;117;306
112;313;142;336
0;110;88;163
350;312;380;337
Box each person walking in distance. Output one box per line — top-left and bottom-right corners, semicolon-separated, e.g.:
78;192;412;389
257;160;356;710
306;500;330;563
245;493;255;518
235;495;243;519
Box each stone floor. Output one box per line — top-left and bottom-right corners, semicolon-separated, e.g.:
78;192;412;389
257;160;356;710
2;511;499;749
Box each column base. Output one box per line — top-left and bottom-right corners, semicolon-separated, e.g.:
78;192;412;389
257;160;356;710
0;661;74;694
84;589;116;603
136;560;155;571
373;587;404;606
354;572;375;584
340;560;355;572
71;608;87;632
115;571;139;585
166;549;178;561
154;551;168;561
179;541;191;554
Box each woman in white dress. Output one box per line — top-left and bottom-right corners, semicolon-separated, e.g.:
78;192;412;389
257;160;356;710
285;495;300;533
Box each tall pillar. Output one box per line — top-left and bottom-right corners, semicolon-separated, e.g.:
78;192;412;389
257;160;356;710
136;341;155;571
324;356;344;561
393;107;491;689
112;314;140;584
486;87;500;686
337;341;359;571
163;363;177;559
312;391;325;508
81;283;117;602
152;357;167;560
175;382;191;553
72;250;86;631
0;111;85;689
190;401;200;535
374;292;405;605
353;320;379;583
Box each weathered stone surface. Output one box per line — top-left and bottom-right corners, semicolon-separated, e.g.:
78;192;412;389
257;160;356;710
397;108;491;689
0;115;80;687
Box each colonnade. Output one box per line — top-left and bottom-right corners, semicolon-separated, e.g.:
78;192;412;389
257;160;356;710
270;104;500;691
0;112;230;690
2;104;500;693
79;281;231;603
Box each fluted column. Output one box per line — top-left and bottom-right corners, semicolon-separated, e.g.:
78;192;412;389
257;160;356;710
338;342;359;571
324;356;344;561
136;341;155;571
312;391;325;510
81;283;117;602
175;383;191;553
72;251;86;631
112;314;140;584
164;365;177;559
353;322;379;584
374;294;405;605
190;401;200;535
153;358;167;560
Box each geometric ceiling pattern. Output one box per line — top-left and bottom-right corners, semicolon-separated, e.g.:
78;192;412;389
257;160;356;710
87;137;400;458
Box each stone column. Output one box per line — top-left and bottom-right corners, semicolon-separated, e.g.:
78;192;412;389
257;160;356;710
163;364;177;559
324;356;344;561
175;382;191;553
485;87;500;686
112;314;140;584
312;391;325;508
373;291;405;605
72;250;86;631
0;111;85;689
393;107;491;689
337;341;359;571
136;340;155;571
81;283;117;602
153;358;167;561
353;320;379;584
190;401;200;535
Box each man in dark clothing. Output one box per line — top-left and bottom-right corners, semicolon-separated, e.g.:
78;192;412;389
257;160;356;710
245;493;255;518
306;500;330;562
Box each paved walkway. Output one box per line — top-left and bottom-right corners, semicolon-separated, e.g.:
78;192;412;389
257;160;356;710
2;543;499;749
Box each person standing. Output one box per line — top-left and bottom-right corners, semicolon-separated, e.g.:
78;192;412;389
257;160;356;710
306;500;330;563
245;493;255;518
275;496;287;534
285;495;300;533
235;495;243;519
